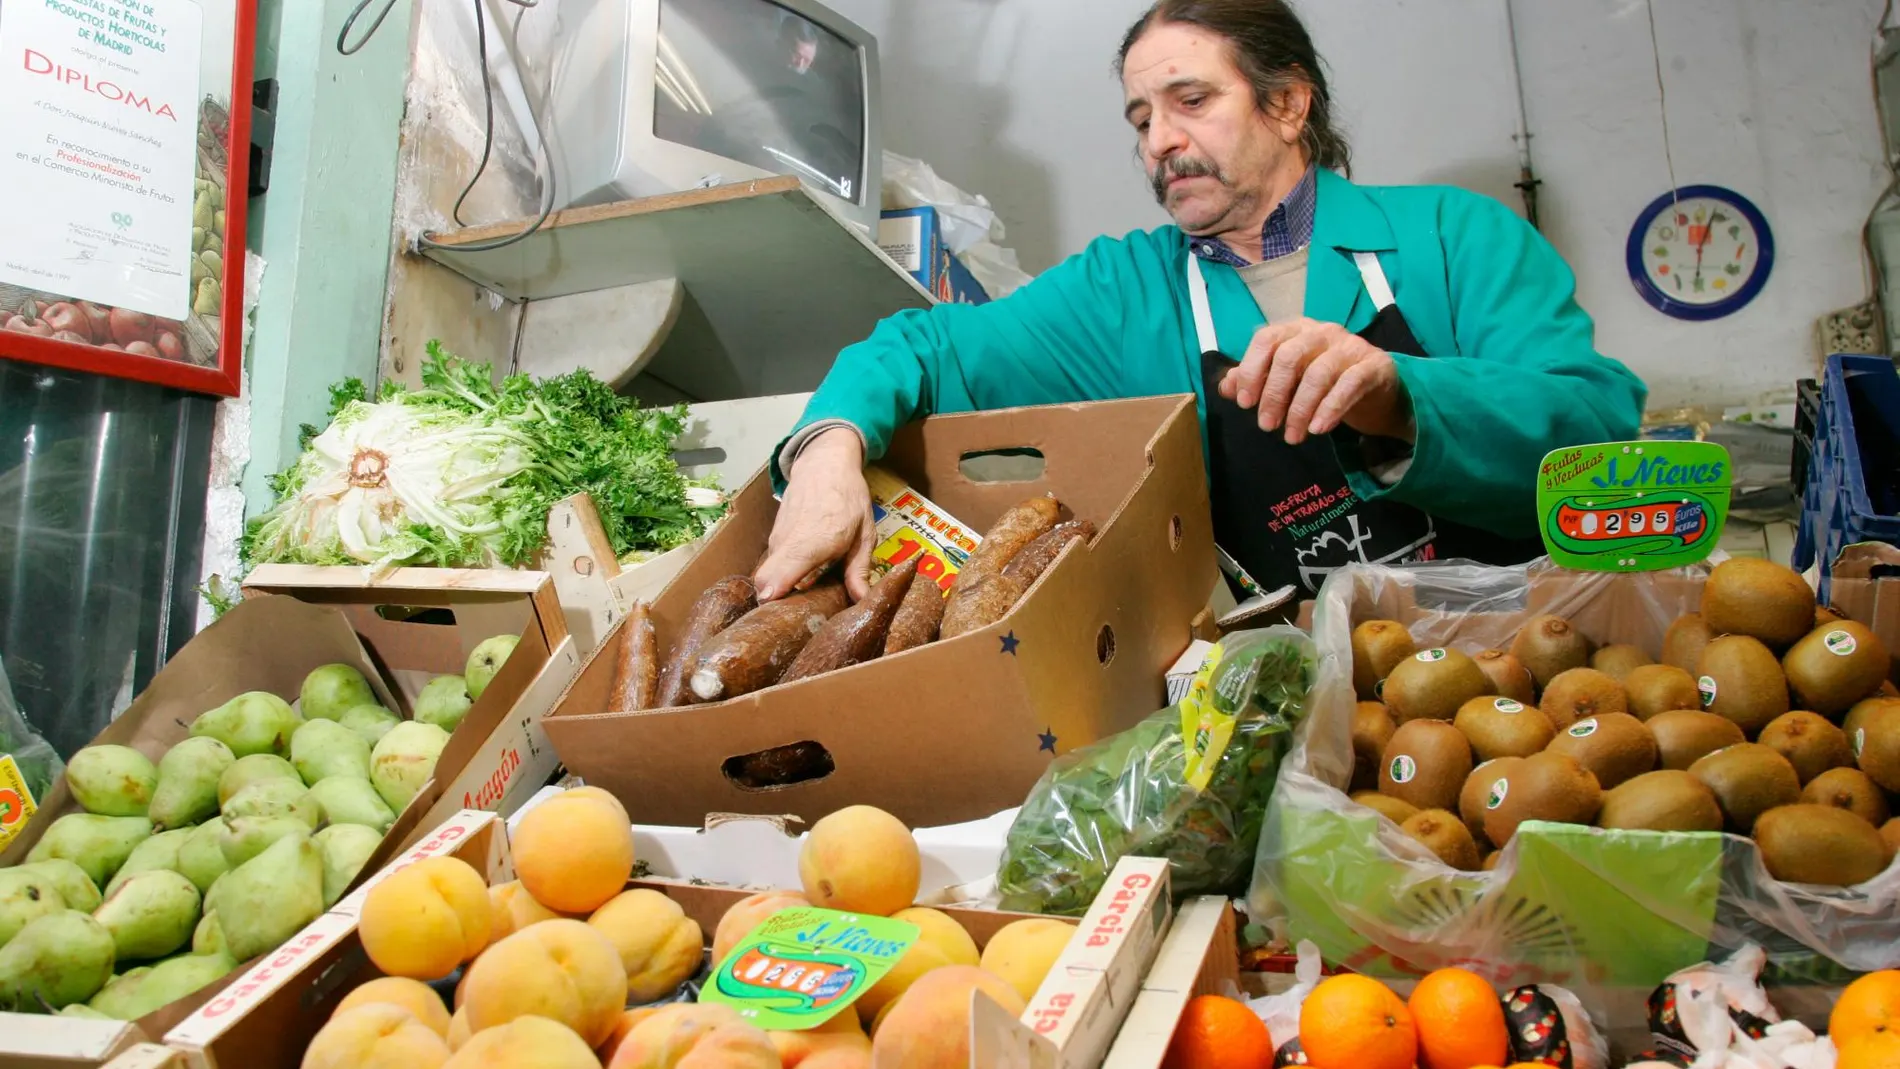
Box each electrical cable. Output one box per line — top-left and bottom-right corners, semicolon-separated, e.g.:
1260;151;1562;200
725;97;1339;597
1643;0;1681;205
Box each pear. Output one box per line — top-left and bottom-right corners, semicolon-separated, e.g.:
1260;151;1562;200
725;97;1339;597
26;814;152;889
217;754;300;807
148;737;236;831
313;824;384;907
300;663;377;721
189;692;300;758
214;833;324;961
104;828;193;896
465;634;520;700
65;745;158;817
87;952;235;1020
18;860;103;913
290;718;372;784
414;675;473;732
93;870;199;961
59;1002;114;1019
0;869;66;945
306;775;396;832
338;703;402;746
220;778;320;829
191;912;227;957
219;816;312;868
0;910;117;1010
176;819;231;893
369;721;451;812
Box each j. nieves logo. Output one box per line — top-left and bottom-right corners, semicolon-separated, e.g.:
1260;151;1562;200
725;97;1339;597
23;49;179;119
1590;454;1725;489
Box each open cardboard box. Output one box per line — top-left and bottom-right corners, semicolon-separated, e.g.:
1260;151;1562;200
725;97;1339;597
542;395;1218;828
1818;542;1900;681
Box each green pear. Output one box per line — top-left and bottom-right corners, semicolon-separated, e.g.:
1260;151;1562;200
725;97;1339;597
26;814;152;889
338;703;402;746
219;816;312;868
65;745;158;817
191;912;227;957
300;663;376;721
189;692;300;758
59;1002;114;1019
290;719;372;784
465;634;520;701
148;737;236;831
214;833;324;961
92;870;199;962
217;754;300;807
176;819;230;893
312;824;384;908
220;779;319;830
306;775;396;832
369;721;451;812
0;910;116;1010
414;675;473;733
0;869;66;946
104;828;193;896
18;860;102;913
87;951;234;1020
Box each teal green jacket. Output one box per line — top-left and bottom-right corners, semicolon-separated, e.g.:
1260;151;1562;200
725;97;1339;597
774;169;1647;537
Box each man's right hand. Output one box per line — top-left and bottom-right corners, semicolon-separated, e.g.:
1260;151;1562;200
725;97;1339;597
753;427;877;602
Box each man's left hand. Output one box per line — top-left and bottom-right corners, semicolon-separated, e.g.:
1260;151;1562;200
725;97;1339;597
1217;318;1415;445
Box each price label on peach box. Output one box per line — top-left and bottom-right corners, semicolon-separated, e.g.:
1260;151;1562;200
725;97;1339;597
700;907;920;1031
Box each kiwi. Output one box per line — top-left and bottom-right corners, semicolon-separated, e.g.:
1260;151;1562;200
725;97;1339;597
1883;680;1900;699
1460;757;1523;845
1378;719;1473;812
1545;712;1658;790
1662;613;1714;674
1625;664;1703;721
1855;704;1900;793
1351;791;1420;825
1598;769;1723;832
1381;647;1490;724
1817;605;1847;627
1353;620;1416;700
1649;710;1747;770
1689;743;1802;833
1400;808;1482;870
1481;851;1503;871
1482;751;1603;847
1783;620;1890;717
1351;701;1397;792
1511;615;1593;689
1753;803;1891;886
1845;697;1900;741
1591;644;1654;681
1883;817;1900;857
1454;695;1556;761
1799;767;1892;827
1472;649;1536;704
1756;711;1854;785
1702;558;1818;649
1539;667;1628;730
1696;635;1790;736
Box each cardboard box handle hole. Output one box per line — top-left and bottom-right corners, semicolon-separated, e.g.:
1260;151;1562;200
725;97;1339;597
722;741;836;792
1097;624;1116;666
373;605;458;626
673;446;727;468
957;448;1045;483
1169;514;1184;551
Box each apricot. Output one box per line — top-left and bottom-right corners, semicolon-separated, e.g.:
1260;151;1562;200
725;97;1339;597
563;785;629;822
462;919;628;1047
855;907;978;1025
598;1007;661;1065
710;890;809;969
490;879;569;939
334;976;454;1037
798;806;919;917
446;1007;472;1051
514;793;635;914
442;1014;603;1069
587;889;704;1003
869;965;1027;1069
606;1003;778;1069
359;856;493;981
977;917;1077;1002
301;1003;452;1069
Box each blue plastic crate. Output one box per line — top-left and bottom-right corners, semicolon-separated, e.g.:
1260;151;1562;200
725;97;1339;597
1792;354;1900;604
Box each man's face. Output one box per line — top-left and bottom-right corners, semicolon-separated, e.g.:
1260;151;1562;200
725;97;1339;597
1122;22;1307;236
790;38;818;74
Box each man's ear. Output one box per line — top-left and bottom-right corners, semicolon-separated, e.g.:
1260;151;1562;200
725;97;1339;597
1265;83;1313;145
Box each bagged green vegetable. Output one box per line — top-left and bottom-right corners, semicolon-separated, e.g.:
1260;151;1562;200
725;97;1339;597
996;626;1314;916
0;653;62;848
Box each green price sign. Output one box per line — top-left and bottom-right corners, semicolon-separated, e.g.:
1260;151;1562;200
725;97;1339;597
1535;441;1732;573
699;906;920;1031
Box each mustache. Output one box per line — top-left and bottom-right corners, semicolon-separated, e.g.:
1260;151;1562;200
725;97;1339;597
1151;156;1229;202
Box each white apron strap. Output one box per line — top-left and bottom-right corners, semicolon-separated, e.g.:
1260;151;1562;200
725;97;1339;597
1186;253;1219;355
1352;250;1395;311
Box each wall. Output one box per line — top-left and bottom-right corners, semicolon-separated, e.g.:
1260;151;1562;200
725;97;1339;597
823;0;1889;409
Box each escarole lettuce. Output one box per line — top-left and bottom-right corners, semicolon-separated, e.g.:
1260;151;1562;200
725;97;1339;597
243;341;724;569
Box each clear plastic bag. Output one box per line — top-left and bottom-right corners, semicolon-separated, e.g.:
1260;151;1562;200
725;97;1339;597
996;627;1315;916
881;150;1036;298
0;653;63;808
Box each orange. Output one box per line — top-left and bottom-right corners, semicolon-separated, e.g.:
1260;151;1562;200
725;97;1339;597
1835;971;1900;1045
1409;967;1508;1069
1160;995;1273;1069
1840;1031;1900;1069
1299;974;1416;1069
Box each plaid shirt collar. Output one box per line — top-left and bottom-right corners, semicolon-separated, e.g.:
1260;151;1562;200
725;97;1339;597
1187;166;1317;267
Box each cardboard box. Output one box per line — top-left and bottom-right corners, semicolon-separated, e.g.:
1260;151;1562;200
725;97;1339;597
877;206;990;306
96;1045;186;1069
1022;858;1172;1067
1101;897;1241;1068
543;395;1216;828
0;1019;153;1069
1814;542;1900;679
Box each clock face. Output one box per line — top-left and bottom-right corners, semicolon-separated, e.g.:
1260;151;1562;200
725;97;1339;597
1626;185;1774;320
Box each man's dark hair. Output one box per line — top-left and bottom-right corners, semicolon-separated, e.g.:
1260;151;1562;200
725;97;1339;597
1118;0;1350;176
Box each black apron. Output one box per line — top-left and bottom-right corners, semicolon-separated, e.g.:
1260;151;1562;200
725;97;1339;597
1189;250;1543;600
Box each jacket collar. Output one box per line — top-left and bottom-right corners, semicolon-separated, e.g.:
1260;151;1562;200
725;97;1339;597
1304;169;1394;331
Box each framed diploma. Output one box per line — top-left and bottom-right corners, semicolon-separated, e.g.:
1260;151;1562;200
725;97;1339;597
0;0;255;397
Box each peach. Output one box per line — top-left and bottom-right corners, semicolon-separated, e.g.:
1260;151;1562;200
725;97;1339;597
447;1007;472;1051
564;785;629;822
442;1014;603;1069
491;879;571;939
869;965;1027;1069
798;806;919;917
867;999;895;1039
977;917;1077;1003
598;1007;661;1064
301;1003;452;1069
514;793;635;914
710;890;808;969
605;1003;778;1069
772;1024;871;1068
359;856;493;981
463;919;628;1047
855;908;978;1025
588;889;704;1003
802;1046;872;1069
334;976;454;1037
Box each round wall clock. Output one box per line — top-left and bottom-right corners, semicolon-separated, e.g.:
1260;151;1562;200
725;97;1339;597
1626;184;1774;321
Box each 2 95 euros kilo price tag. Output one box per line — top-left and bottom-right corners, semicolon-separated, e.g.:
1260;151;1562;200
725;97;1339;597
1534;441;1733;573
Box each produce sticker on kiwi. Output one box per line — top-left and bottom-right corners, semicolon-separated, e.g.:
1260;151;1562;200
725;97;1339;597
0;754;37;852
1535;441;1731;573
701;906;920;1030
1493;698;1525;715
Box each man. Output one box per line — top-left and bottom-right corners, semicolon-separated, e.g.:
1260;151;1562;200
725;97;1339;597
752;0;1646;605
